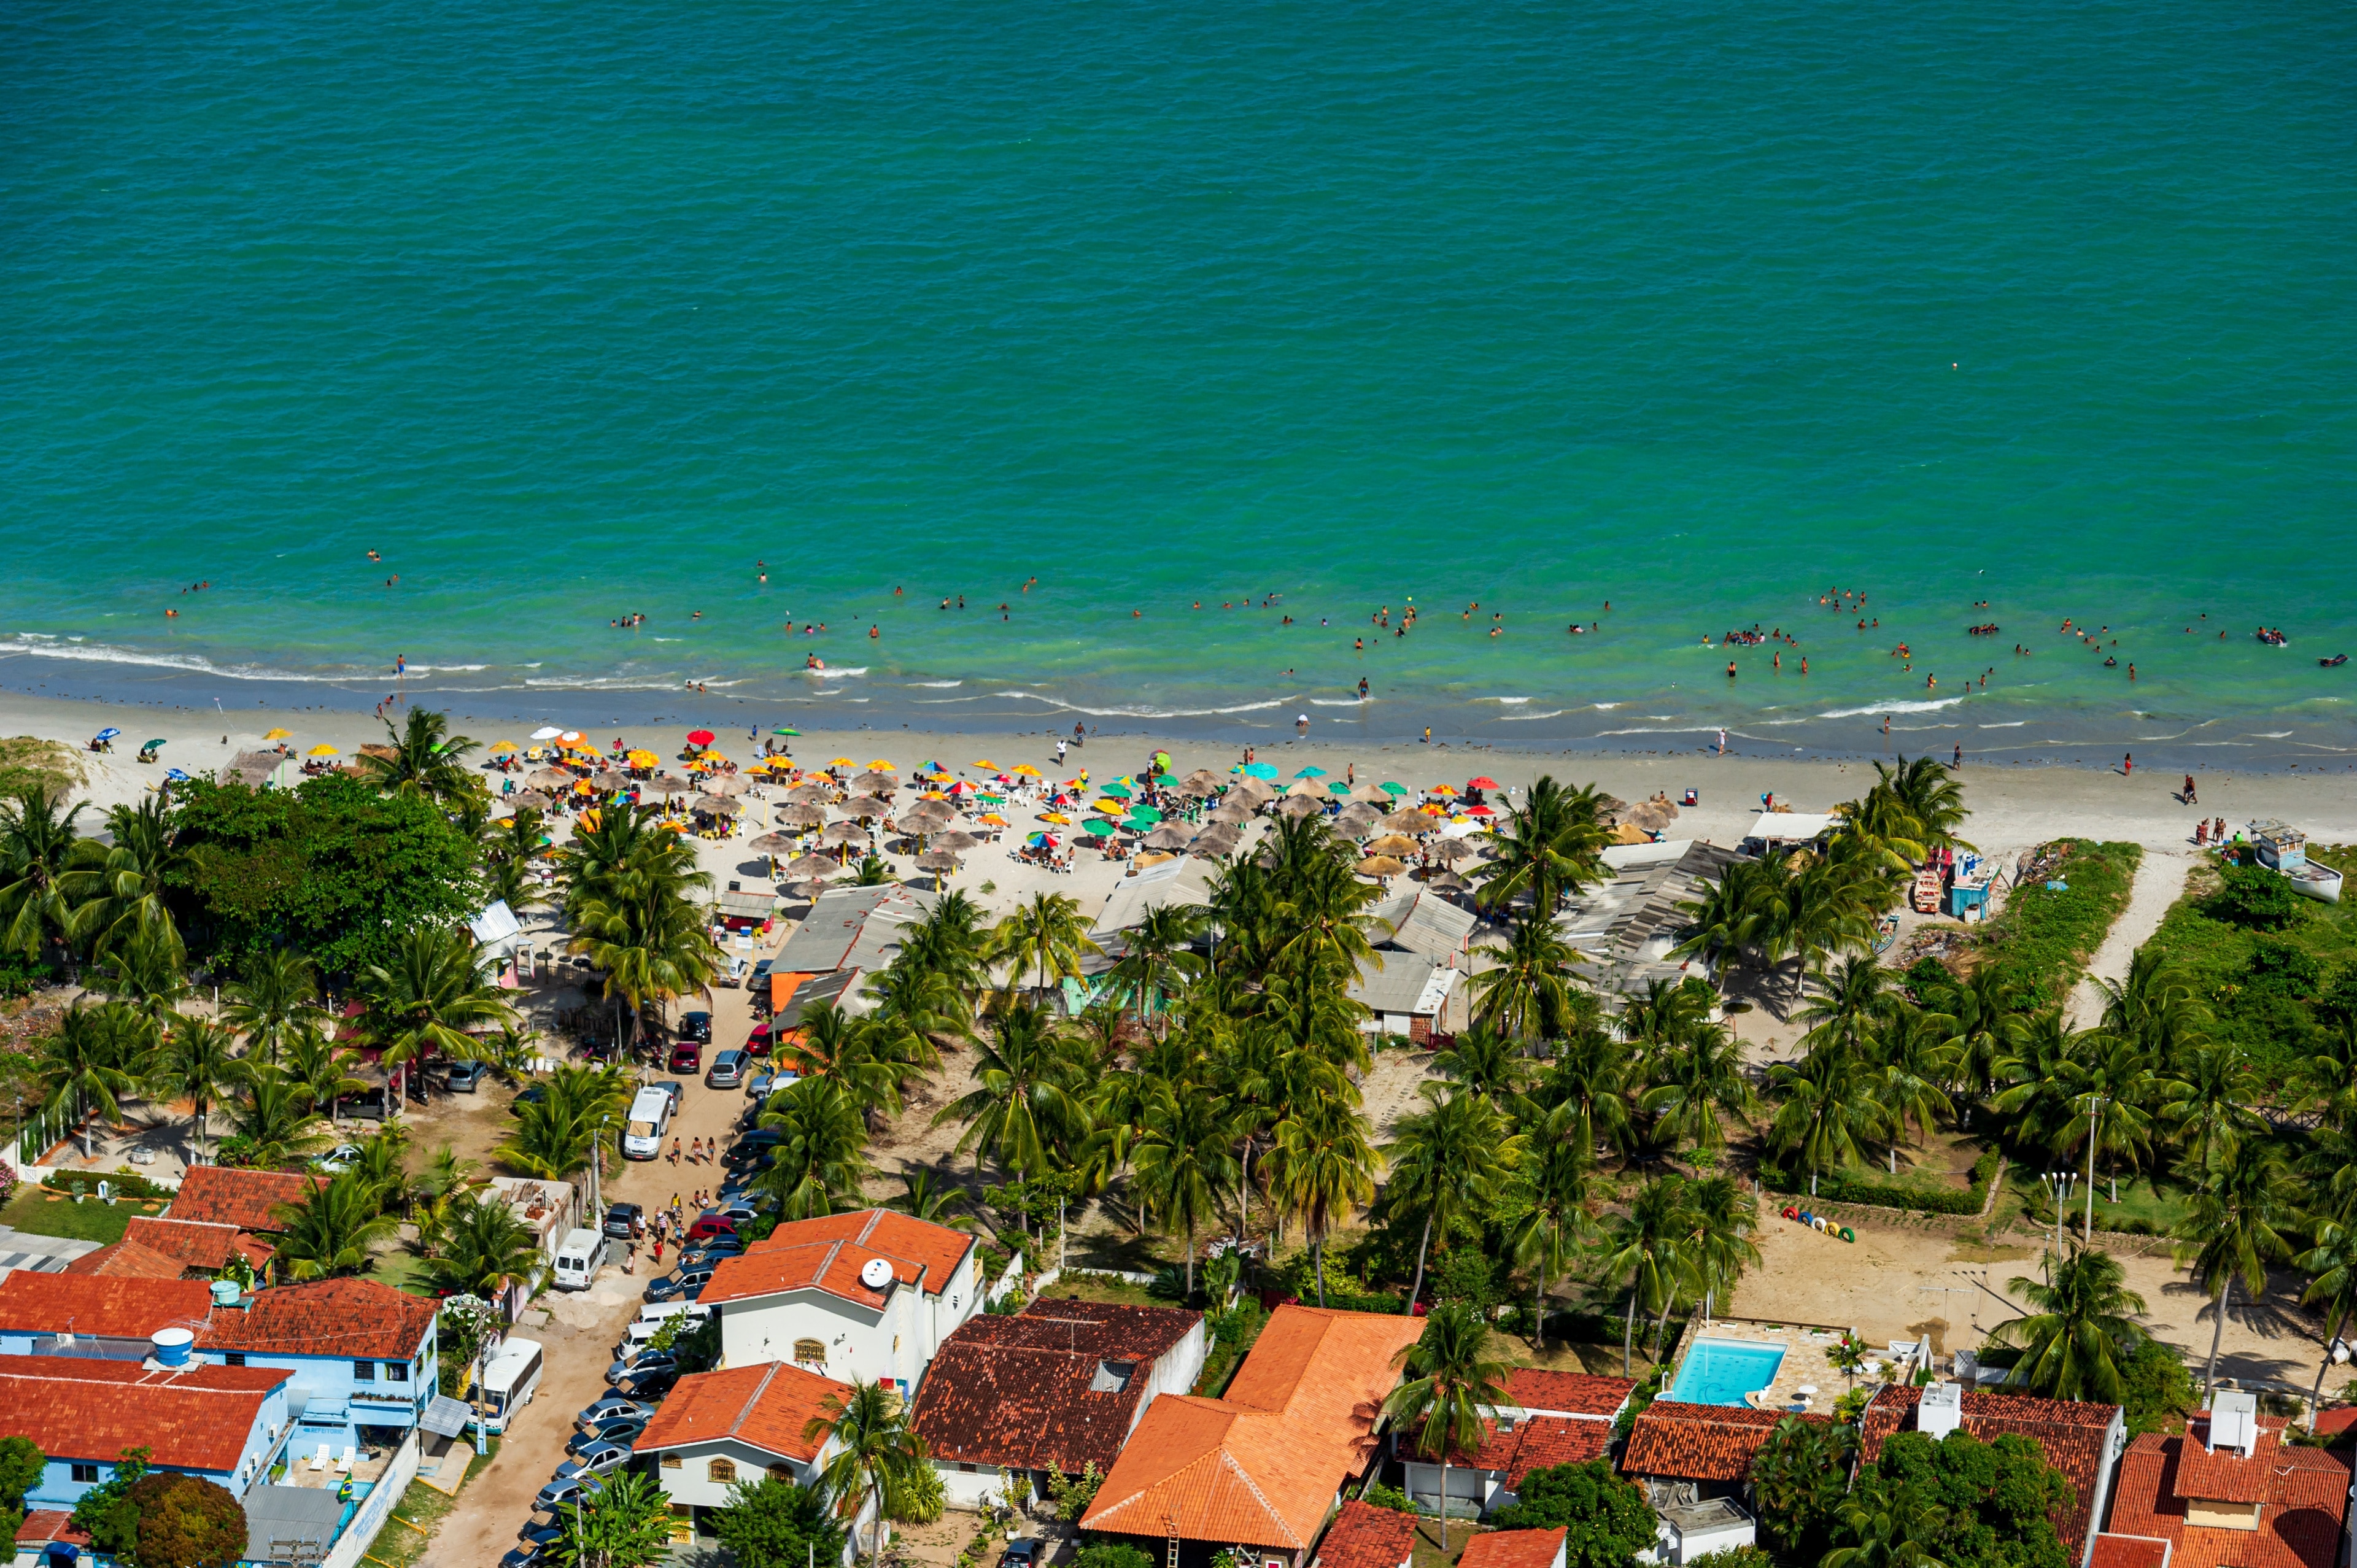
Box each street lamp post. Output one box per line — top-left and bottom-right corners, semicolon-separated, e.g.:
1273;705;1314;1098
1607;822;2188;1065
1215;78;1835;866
2082;1095;2108;1243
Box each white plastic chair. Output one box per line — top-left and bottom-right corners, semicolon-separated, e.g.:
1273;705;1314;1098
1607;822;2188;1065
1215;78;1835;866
309;1444;330;1471
336;1446;354;1473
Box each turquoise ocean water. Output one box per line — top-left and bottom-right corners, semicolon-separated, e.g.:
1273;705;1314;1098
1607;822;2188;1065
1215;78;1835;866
3;0;2353;763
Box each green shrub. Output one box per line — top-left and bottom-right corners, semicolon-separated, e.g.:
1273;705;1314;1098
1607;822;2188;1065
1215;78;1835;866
127;1473;246;1568
1976;840;2142;1006
1685;1549;1775;1568
1074;1544;1156;1568
886;1461;945;1526
1360;1482;1416;1513
2202;865;2305;931
42;1168;173;1202
1490;1459;1658;1568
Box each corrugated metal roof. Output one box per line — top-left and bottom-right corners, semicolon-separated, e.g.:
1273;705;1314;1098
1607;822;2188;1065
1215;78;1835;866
1346;953;1456;1017
1368;887;1478;958
1090;857;1213;937
772;884;937;972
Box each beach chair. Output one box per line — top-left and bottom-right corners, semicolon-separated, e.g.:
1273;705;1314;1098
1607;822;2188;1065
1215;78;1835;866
336;1446;355;1473
309;1444;330;1471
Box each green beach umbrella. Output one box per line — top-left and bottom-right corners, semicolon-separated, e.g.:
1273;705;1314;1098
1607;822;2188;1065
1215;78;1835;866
1101;781;1134;799
143;739;168;750
773;727;800;736
1294;766;1328;779
1127;805;1165;824
1327;781;1353;796
1083;818;1117;838
1379;781;1409;795
1153;773;1180;787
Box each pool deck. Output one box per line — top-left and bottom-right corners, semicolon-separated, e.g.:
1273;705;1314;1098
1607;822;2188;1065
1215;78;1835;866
1671;1316;1904;1418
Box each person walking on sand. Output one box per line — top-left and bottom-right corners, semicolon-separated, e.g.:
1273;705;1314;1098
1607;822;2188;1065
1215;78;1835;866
668;1137;681;1166
2184;773;2197;805
1717;728;1727;756
2123;753;2133;776
1953;744;1962;768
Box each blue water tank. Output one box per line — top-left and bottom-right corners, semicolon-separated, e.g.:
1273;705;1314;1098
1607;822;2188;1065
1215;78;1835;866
209;1278;241;1307
151;1327;194;1367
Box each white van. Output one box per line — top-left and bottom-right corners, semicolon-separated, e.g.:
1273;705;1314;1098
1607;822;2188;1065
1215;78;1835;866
622;1084;673;1160
553;1228;606;1292
617;1302;711;1357
479;1337;544;1433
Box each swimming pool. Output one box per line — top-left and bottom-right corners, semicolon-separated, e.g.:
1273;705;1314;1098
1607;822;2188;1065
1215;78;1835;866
1668;1340;1787;1407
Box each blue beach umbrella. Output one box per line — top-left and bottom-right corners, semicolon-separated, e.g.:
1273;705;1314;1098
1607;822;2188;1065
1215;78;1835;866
95;727;120;741
1242;762;1279;780
1294;766;1327;779
164;768;190;782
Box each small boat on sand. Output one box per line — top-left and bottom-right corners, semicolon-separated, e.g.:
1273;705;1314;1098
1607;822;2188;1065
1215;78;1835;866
2248;820;2343;903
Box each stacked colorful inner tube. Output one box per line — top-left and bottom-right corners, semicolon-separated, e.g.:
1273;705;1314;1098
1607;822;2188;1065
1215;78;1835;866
1780;1205;1855;1243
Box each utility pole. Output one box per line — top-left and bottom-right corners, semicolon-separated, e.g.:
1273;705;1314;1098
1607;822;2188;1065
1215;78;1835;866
2083;1096;2107;1243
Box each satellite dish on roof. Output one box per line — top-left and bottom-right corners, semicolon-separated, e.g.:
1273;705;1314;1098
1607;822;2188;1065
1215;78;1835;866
861;1258;895;1291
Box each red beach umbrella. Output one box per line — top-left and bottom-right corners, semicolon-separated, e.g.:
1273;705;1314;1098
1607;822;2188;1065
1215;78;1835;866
686;729;716;747
1466;776;1501;790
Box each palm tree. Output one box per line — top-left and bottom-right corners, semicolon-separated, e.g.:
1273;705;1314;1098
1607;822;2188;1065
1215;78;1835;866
1471;776;1609;917
2052;1038;2164;1229
1942;965;2028;1111
1512;1114;1601;1351
281;1021;368;1127
992;892;1100;1002
411;1143;488;1257
478;806;550;916
1107;904;1206;1027
753;1078;875;1220
1429;1026;1533;1108
31;1001;145;1158
568;867;724;1057
1822;1480;1951;1568
359;925;513;1112
150;1014;239;1162
1798;955;1897;1059
1638;1015;1759;1156
220;948;321;1065
66;795;188;964
225;1065;332;1168
782;1004;905;1123
2173;1140;2302;1396
885;1169;973;1229
1767;1049;1887;1192
806;1380;927;1561
426;1191;544;1297
1986;1245;2148;1400
499;1065;632;1181
1532;1024;1633;1158
1867;1004;1960;1153
0;786;89;963
2297;1222;2357;1423
1466;914;1585;1043
934;1004;1086;1221
1381;1301;1514;1551
98;921;192;1027
272;1171;398;1279
1683;1173;1762;1320
2161;1040;2261;1180
1268;1097;1380;1308
1130;1083;1240;1299
358;706;482;803
2094;945;2207;1072
1380;1083;1520;1310
1600;1175;1695;1374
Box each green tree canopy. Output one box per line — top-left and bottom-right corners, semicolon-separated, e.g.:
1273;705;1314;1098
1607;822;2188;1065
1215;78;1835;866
709;1476;846;1568
1488;1459;1658;1568
162;774;480;981
127;1473;247;1568
1857;1430;2073;1568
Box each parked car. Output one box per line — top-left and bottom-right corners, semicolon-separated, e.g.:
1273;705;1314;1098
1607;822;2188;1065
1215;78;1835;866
312;1143;365;1174
710;1200;761;1224
501;1547;544;1568
567;1424;643;1461
677;1240;743;1270
705;1049;747;1089
603;1202;643;1240
643;1265;715;1303
684;1214;740;1242
743;1070;779;1101
516;1523;567;1552
667;1041;702;1075
654;1080;684;1114
576;1396;657;1430
1001;1540;1044;1568
678;1011;713;1043
568;1415;646;1452
444;1060;490;1092
615;1364;679;1400
329;1091;390;1121
606;1348;677;1383
532;1472;603;1513
738;1030;770;1060
511;1084;548;1114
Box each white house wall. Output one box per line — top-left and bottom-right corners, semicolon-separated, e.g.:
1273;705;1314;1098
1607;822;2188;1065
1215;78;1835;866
718;1255;984;1396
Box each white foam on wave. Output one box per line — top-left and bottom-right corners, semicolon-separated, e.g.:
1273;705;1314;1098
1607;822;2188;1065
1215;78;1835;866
2249;731;2293;740
1479;696;1533;705
1592;703;1620;710
1596;725;1717;737
1979;721;2027;728
910;681;962;689
0;634;352;684
810;666;867;678
1500;709;1571;722
524;676;681;692
1308;698;1366;707
1816;697;1965;718
991;688;1287;719
405;663;489;674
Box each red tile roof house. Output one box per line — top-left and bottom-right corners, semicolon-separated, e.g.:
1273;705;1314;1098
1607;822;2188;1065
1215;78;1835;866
0;1354;296;1508
165;1166;327;1234
1396;1369;1636;1518
1457;1527;1569;1568
1858;1382;2128;1567
634;1360;867;1553
702;1210;983;1400
910;1299;1206;1512
1310;1500;1419;1568
1080;1305;1426;1568
194;1278;441;1463
2096;1391;2353;1568
0;1272;217;1359
1620;1401;1832;1564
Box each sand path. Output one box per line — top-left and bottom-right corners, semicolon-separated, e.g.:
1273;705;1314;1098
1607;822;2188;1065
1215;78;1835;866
2067;846;2200;1025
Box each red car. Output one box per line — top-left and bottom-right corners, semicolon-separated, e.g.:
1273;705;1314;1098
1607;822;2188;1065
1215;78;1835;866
667;1041;702;1074
685;1215;739;1242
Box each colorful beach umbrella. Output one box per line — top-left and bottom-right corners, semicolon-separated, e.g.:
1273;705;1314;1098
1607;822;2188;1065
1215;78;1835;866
773;726;800;736
972;759;1000;770
1327;782;1353;795
1101;782;1134;799
868;759;896;770
489;740;519;752
163;768;189;781
1095;800;1128;816
95;728;120;741
143;738;168;750
1042;812;1071;824
1127;805;1164;824
686;729;716;746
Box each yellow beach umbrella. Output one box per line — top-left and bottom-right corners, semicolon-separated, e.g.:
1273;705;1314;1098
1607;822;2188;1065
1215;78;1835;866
263;727;292;741
979;813;1008;827
1041;812;1071;825
489;740;519;753
704;752;730;765
830;756;856;767
972;759;1000;771
578;808;602;830
660;819;686;832
308;744;339;757
867;759;895;770
1012;764;1042;777
627;749;659;767
1096;800;1126;816
574;780;595;795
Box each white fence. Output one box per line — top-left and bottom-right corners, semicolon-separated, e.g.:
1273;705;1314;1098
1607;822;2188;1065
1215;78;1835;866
323;1429;422;1568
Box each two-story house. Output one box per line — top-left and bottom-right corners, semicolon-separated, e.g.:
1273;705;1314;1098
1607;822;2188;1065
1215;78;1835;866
702;1210;980;1397
634;1361;869;1553
194;1279;439;1459
0;1352;295;1505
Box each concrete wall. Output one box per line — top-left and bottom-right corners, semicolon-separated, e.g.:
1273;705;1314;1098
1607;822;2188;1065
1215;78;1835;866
323;1430;421;1568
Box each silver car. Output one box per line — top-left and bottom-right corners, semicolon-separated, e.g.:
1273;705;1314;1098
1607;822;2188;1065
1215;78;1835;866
705;1049;746;1089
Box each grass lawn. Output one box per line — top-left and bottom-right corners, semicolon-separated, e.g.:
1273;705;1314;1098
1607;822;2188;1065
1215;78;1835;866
2142;851;2357;1081
1972;838;2142;1006
1;1187;164;1245
370;1251;439;1296
373;1436;498;1568
1042;1273;1159;1307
